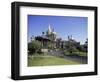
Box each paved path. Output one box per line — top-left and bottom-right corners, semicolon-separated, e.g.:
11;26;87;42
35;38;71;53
47;50;87;64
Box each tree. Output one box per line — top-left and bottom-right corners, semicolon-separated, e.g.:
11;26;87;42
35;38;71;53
84;39;88;52
65;40;79;54
28;40;42;54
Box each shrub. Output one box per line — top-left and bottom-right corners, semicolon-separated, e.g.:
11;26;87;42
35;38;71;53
28;40;42;54
48;43;52;49
63;50;70;55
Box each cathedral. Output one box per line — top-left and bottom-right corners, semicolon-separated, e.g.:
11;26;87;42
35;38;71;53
35;24;58;49
46;24;57;41
33;24;80;52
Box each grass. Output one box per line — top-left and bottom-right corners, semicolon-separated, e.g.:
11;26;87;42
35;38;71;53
28;54;81;66
72;51;87;57
64;51;87;57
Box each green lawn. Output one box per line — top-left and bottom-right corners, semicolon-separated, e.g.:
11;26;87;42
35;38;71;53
72;51;87;57
64;51;87;57
28;55;81;66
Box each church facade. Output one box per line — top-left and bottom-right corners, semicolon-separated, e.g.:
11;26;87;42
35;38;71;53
31;24;80;52
35;24;59;50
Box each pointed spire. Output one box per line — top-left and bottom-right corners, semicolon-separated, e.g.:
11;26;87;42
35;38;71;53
48;24;52;33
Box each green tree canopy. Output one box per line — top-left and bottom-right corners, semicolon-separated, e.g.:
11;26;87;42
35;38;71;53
28;40;42;54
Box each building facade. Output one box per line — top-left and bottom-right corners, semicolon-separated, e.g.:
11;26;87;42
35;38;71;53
33;24;80;52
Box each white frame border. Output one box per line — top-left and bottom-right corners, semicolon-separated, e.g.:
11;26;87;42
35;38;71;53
20;6;95;76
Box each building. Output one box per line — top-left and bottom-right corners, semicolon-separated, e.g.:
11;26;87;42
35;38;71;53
33;24;81;52
35;24;57;50
46;24;57;41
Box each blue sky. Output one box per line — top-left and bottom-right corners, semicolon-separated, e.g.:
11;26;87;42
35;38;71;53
28;15;88;44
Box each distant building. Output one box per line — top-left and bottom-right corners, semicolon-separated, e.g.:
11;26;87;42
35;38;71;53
46;24;57;41
32;24;81;51
35;24;57;49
